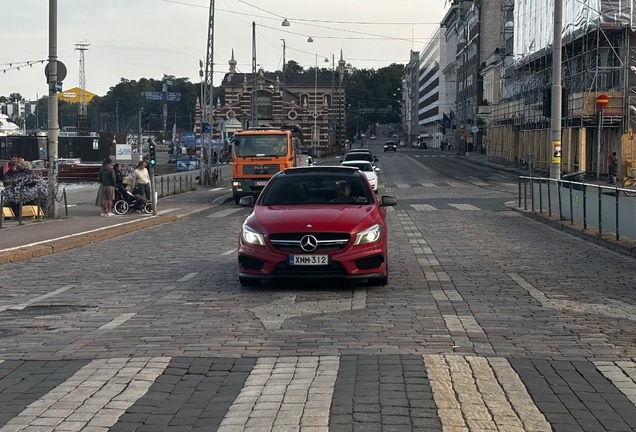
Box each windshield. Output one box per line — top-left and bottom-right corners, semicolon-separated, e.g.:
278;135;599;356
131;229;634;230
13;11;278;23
234;135;289;157
343;153;373;163
343;162;373;172
261;175;372;206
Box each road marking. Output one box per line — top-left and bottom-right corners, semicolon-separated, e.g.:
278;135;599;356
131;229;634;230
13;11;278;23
424;355;551;431
510;273;636;321
98;312;136;331
411;204;437;211
177;272;198;282
446;180;464;187
0;357;170;432
0;285;74;312
420;182;437;187
207;208;243;218
217;356;338;431
595;361;636;406
157;207;180;214
208;187;225;191
250;288;367;330
449;203;481;211
221;248;237;256
396;183;410;188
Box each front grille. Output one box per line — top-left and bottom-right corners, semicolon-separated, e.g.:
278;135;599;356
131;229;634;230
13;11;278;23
273;260;347;275
239;255;265;270
269;233;350;253
355;254;384;270
242;164;280;175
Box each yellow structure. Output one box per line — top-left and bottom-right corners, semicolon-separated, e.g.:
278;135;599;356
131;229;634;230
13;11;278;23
57;87;97;104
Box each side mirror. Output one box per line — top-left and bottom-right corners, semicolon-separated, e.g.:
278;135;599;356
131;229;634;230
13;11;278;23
239;196;254;207
373;158;379;162
375;167;380;172
380;195;397;207
339;159;343;163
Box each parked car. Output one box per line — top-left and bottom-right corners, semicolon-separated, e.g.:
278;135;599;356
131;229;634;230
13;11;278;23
237;166;397;286
384;142;397;152
340;160;380;193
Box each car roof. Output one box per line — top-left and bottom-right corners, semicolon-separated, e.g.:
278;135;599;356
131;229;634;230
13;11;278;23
349;149;371;153
282;165;360;175
341;161;371;167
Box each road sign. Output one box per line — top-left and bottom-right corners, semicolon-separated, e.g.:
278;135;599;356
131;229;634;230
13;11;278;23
203;123;212;134
44;61;67;82
460;127;465;133
595;94;609;108
141;91;181;101
328;125;333;136
471;126;479;134
55;81;63;92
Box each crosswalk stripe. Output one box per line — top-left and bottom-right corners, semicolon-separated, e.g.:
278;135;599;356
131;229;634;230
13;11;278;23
396;183;410;188
207;208;243;218
411;204;437;211
446;180;464;187
217;356;339;431
449;203;481;211
0;357;170;432
424;355;552;431
595;360;636;406
420;182;437;187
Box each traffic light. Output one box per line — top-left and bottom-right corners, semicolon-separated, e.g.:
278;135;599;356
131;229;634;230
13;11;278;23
142;111;151;127
149;142;156;166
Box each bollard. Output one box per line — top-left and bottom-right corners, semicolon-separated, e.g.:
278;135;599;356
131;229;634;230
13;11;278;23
518;177;522;208
37;198;42;222
558;180;563;220
524;178;527;210
547;179;552;216
583;185;587;229
0;192;3;229
63;188;68;218
18;187;24;226
180;176;183;192
569;182;573;225
615;186;620;241
539;179;543;214
598;186;602;236
531;178;535;212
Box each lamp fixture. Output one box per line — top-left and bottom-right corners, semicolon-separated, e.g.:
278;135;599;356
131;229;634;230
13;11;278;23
281;18;290;27
307;37;314;43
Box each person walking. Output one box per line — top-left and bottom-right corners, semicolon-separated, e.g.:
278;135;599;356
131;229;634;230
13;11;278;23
131;160;151;200
98;158;116;216
608;151;618;185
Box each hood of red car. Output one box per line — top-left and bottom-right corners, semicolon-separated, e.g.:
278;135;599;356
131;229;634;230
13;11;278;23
249;204;379;234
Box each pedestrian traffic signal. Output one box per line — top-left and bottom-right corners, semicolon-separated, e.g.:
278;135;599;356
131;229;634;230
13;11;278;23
149;143;156;166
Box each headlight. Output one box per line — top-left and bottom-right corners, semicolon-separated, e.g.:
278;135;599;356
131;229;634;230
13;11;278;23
242;224;265;246
354;224;382;245
232;181;241;187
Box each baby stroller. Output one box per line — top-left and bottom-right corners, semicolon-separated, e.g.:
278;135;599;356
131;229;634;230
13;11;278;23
113;184;153;215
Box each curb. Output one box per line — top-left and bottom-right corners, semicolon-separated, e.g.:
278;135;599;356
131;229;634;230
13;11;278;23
508;203;636;258
0;202;220;265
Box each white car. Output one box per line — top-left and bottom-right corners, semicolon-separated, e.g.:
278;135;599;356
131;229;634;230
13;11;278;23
340;160;379;192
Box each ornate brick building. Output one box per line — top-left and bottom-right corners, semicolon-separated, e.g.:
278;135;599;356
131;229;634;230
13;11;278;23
211;51;348;155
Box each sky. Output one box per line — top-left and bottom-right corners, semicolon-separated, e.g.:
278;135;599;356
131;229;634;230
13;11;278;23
1;0;448;100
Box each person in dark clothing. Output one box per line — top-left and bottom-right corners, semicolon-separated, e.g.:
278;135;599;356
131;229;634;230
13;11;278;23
98;158;117;216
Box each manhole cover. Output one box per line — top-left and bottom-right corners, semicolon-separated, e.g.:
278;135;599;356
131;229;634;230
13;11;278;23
0;305;87;317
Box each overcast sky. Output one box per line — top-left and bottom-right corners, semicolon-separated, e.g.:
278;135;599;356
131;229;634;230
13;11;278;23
1;0;447;100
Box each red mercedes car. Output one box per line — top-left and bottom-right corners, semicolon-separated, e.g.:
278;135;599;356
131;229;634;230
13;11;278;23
237;166;397;286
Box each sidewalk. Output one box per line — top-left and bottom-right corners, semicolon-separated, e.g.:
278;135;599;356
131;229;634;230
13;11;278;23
0;185;232;264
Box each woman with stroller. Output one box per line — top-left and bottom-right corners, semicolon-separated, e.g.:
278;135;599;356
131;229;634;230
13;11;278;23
131;160;151;200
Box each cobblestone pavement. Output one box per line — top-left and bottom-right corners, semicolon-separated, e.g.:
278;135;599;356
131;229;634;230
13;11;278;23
1;146;636;431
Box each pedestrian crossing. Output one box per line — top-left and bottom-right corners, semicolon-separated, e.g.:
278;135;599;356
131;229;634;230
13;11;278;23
1;355;636;431
410;203;482;211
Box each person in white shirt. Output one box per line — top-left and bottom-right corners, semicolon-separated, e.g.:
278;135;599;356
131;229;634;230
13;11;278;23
131;160;151;200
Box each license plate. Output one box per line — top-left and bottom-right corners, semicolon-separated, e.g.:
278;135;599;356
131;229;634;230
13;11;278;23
255;181;269;186
289;255;330;265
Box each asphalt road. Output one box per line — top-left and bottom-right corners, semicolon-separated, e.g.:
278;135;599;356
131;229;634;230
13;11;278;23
1;143;636;431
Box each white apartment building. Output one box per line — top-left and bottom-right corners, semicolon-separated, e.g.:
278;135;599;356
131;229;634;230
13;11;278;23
417;28;447;148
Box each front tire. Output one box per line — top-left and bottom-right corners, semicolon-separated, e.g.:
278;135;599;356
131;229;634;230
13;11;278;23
239;276;261;287
623;178;636;196
113;200;129;215
234;196;241;205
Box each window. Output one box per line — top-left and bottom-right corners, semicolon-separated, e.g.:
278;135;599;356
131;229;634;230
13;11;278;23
255;90;273;119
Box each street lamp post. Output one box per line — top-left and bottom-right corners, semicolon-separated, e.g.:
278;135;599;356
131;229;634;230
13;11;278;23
314;54;318;157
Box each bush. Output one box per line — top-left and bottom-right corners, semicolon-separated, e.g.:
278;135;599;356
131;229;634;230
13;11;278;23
2;170;48;206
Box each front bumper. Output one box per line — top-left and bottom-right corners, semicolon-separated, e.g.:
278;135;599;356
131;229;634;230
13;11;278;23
239;241;387;280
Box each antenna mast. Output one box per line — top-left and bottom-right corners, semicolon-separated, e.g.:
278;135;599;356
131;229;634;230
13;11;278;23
74;40;90;116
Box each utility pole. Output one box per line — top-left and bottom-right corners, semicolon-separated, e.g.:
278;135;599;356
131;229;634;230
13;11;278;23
251;22;258;126
47;0;59;219
550;0;563;179
202;0;215;186
314;54;318;156
281;39;286;126
138;108;143;157
116;101;119;132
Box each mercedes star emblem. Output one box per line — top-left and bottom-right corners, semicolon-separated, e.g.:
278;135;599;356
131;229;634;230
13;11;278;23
300;235;318;252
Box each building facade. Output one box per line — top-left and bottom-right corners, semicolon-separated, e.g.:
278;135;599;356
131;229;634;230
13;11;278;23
211;52;348;155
